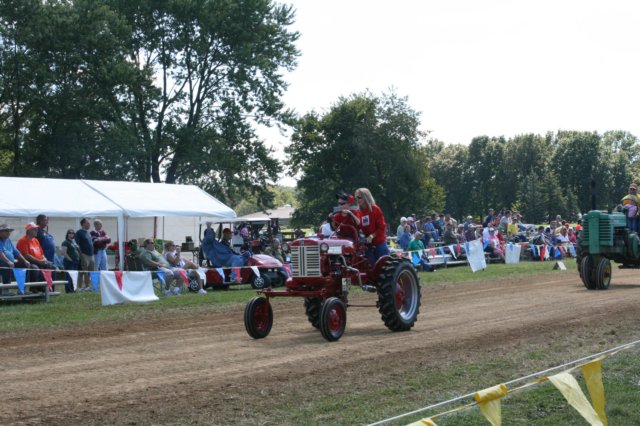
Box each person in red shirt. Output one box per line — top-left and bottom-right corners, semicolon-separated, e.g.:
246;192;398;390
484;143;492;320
332;192;360;240
355;187;389;265
16;222;53;290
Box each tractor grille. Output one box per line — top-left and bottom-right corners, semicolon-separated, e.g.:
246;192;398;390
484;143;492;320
583;214;613;246
290;245;321;277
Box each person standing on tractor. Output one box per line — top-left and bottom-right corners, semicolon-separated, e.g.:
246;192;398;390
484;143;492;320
621;183;639;232
355;187;389;265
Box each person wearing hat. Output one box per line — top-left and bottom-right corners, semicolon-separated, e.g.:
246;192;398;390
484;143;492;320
201;222;251;282
16;222;52;291
0;224;31;295
332;192;360;239
621;183;639;232
140;238;179;296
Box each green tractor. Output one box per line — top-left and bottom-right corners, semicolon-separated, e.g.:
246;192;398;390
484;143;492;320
577;210;640;290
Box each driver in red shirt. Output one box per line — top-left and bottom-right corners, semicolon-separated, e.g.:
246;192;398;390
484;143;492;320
355;187;389;264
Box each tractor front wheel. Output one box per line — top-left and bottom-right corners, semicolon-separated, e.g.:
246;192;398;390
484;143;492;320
304;297;321;329
319;297;346;341
595;258;611;290
581;255;596;290
244;297;273;339
377;260;421;332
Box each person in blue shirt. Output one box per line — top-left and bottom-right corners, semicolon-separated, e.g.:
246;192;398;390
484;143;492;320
0;224;31;295
201;223;251;281
35;214;56;263
422;216;438;246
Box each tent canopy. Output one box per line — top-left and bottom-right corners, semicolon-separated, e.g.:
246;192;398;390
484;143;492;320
0;177;235;220
237;205;294;226
0;177;123;218
84;180;236;218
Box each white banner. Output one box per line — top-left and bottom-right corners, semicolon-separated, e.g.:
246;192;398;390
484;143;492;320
505;243;522;264
467;239;487;272
100;271;159;306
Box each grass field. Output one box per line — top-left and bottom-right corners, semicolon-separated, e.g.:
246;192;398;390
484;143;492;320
0;261;576;332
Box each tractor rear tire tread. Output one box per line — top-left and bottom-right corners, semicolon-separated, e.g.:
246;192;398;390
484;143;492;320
377;259;421;332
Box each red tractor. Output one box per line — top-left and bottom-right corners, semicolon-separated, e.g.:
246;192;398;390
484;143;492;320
244;225;421;342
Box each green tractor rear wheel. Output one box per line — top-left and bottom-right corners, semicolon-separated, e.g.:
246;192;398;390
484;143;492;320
580;255;596;290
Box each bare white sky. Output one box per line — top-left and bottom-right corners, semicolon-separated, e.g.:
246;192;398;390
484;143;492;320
269;0;640;184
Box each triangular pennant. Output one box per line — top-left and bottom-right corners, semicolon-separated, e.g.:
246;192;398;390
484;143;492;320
250;266;260;277
569;244;577;257
156;270;166;287
548;372;603;426
581;360;608;426
539;245;546;261
475;384;508;426
430;247;435;258
67;270;78;291
90;271;100;292
456;243;461;256
13;268;26;294
439;246;445;256
41;269;53;291
559;246;566;255
545;245;552;260
411;252;421;266
531;244;538;257
554;247;562;259
464;242;470;254
448;245;457;259
176;269;190;285
483;239;489;249
408;418;438;426
233;268;242;283
508;242;513;252
114;270;124;291
196;267;207;281
215;268;225;279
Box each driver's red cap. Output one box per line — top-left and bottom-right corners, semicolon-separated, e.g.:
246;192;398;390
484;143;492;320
222;228;232;233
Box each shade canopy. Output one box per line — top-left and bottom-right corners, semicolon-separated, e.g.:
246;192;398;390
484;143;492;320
83;180;236;219
0;177;123;217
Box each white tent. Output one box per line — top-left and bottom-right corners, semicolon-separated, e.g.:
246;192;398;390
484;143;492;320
0;177;236;269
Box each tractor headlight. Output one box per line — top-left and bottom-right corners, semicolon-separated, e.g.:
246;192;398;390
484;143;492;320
281;242;290;252
319;242;329;253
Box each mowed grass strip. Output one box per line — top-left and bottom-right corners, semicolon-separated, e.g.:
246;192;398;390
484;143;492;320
0;261;577;332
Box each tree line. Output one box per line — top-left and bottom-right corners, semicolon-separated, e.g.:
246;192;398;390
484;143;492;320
2;2;638;227
288;92;640;227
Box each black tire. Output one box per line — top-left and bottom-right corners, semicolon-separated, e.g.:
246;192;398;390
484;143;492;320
581;255;596;290
251;273;271;290
244;297;273;339
304;297;321;329
377;260;421;331
595;258;611;290
319;297;347;341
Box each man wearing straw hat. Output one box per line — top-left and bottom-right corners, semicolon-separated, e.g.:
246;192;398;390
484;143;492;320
0;224;31;295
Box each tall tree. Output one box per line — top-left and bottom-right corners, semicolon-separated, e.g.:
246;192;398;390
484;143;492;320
287;92;444;227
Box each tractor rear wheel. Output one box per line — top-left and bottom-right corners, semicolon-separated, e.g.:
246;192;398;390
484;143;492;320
581;255;596;290
319;297;346;341
377;259;421;331
244;297;273;339
303;297;321;329
595;258;611;290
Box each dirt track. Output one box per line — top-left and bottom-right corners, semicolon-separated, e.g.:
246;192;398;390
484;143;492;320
2;269;639;425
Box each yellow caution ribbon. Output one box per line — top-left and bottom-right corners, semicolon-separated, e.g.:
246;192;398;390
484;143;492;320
474;384;508;426
548;372;603;426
